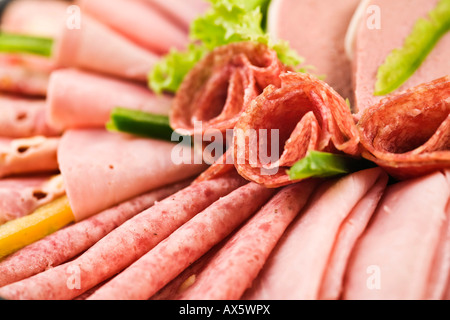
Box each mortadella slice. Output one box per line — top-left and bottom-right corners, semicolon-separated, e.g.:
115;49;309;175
77;0;188;54
351;0;450;116
243;168;387;300
46;68;173;131
57;129;206;221
342;170;450;300
267;0;360;102
357;76;450;180
0;174;64;225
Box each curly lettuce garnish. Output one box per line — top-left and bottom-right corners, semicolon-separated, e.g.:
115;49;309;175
374;0;450;96
149;0;303;94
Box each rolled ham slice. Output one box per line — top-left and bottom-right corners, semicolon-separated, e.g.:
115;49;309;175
170;41;289;136
0;174;64;225
0;95;60;138
86;182;276;300
46;68;173;131
0;172;246;300
233;72;360;188
52;14;159;82
0;179;190;287
57;129;206;221
357;76;450;180
77;0;188;54
342;170;450;300
351;0;450;116
243;168;388;300
0;136;59;178
267;0;360;103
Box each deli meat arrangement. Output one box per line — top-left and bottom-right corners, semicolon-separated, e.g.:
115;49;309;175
0;0;448;302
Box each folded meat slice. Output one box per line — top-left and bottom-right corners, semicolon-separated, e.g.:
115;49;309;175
234;72;360;188
357;76;450;180
77;0;188;54
0;95;60;138
351;0;450;116
170;41;289;136
342;170;450;300
267;0;360;103
46;68;173;131
57;129;206;221
0;174;64;225
0;136;59;178
243;168;388;300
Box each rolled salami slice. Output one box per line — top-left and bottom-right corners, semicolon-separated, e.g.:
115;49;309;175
357;76;450;180
342;170;450;300
0;95;60;138
77;0;188;54
46;68;173;131
0;172;246;300
86;182;276;300
57;129;206;221
234;72;360;188
170;41;289;136
0;179;190;287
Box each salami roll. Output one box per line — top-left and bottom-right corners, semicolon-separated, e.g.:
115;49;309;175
357;76;450;180
170;41;289;136
233;71;361;188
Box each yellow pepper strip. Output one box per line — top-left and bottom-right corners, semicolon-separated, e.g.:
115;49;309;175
0;195;75;260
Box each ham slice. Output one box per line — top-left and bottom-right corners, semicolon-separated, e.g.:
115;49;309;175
0;174;64;225
243;168;388;300
77;0;188;54
267;0;360;103
351;0;450;116
342;170;450;300
46;68;173;131
0;136;59;178
0;180;190;287
0;172;246;300
170;41;289;136
86;182;276;300
233;72;360;188
0;95;60;138
52;14;159;82
357;76;450;180
57;129;206;221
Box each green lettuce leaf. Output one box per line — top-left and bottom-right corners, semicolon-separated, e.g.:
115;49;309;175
374;0;450;96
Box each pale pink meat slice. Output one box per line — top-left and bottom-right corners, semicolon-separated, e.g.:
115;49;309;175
267;0;360;102
77;0;188;54
46;68;173;131
342;170;450;300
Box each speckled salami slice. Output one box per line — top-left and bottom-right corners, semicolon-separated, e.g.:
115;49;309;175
170;41;289;136
357;76;450;180
234;72;360;188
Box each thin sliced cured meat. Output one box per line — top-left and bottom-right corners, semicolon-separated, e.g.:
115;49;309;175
0;136;59;178
267;0;360;103
46;69;173;131
57;129;206;221
243;168;387;300
234;72;361;188
0;95;60;138
0;174;64;225
0;179;190;287
342;170;450;300
53;14;159;82
357;76;450;180
77;0;188;54
0;172;246;300
171;179;319;300
86;182;276;300
351;0;450;115
170;41;289;136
